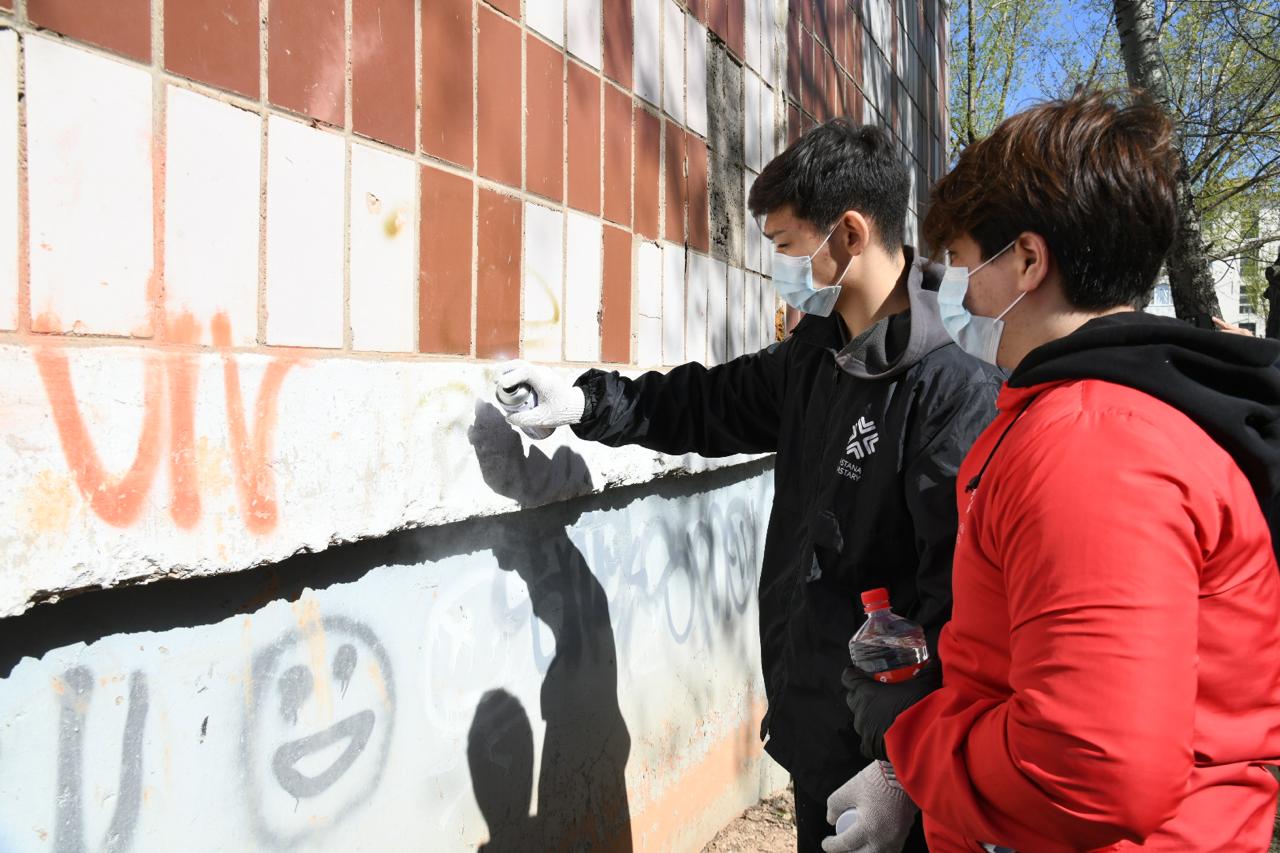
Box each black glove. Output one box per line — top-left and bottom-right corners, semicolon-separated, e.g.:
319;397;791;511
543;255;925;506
842;656;942;761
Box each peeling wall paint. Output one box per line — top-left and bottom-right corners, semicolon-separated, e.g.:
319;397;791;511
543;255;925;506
0;460;785;852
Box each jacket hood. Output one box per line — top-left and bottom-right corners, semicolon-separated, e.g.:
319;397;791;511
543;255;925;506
789;246;955;381
1009;311;1280;504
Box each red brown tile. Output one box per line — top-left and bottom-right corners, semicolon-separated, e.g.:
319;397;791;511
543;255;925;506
28;0;150;61
165;0;259;97
603;0;634;88
422;0;473;167
268;0;344;126
724;0;745;58
488;0;521;17
634;107;662;241
601;225;633;363
788;101;801;144
568;61;603;215
604;85;633;227
353;0;415;149
420;165;474;355
688;0;708;22
477;8;522;188
526;36;565;202
686;131;709;252
663;120;686;244
707;0;728;40
475;189;522;359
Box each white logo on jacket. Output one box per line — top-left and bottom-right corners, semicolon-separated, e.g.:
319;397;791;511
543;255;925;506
846;417;879;459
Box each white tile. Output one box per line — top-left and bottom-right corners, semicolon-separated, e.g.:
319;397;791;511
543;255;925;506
26;37;153;336
528;0;565;46
636;240;663;366
565;212;604;362
761;273;777;345
662;242;686;364
568;0;603;70
523;202;566;361
686;16;708;137
0;31;16;330
760;0;777;87
635;0;662;105
265;116;345;348
745;171;761;272
707;257;728;366
745;272;761;352
763;83;778;165
350;143;416;353
165;87;261;347
727;266;745;359
683;249;707;365
663;0;685;125
744;0;761;72
744;72;762;172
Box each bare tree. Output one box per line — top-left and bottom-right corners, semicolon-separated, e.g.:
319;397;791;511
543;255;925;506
1114;0;1224;318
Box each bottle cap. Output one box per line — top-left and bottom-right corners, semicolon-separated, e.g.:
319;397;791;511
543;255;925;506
860;587;890;612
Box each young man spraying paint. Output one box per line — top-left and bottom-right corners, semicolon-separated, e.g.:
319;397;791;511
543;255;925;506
837;92;1280;851
493;120;1001;852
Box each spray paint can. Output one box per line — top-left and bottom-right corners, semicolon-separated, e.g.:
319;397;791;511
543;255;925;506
494;382;554;440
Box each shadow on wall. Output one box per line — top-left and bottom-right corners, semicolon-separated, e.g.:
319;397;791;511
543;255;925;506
465;403;632;851
0;410;773;851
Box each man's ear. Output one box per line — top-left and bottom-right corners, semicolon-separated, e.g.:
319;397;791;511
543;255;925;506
838;210;873;257
1014;232;1053;294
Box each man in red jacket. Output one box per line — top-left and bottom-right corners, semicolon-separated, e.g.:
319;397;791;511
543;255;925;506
831;92;1280;851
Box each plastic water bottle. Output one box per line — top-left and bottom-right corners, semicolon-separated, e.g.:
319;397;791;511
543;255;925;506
494;382;554;440
835;588;928;834
849;588;928;683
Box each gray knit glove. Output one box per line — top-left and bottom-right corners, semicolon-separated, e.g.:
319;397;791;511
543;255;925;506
493;361;587;432
821;762;918;853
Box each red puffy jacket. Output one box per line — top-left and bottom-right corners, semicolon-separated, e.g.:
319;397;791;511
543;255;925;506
887;378;1280;852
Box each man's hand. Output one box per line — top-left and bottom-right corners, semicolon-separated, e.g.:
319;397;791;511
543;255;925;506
821;762;918;853
842;657;942;761
493;361;587;432
1212;317;1254;336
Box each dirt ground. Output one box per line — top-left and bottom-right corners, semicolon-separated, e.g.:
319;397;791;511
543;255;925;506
701;786;797;853
700;783;1280;853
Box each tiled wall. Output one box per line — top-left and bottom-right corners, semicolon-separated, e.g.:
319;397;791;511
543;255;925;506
0;0;945;370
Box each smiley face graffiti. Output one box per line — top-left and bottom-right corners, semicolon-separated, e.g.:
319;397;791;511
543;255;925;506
241;615;396;849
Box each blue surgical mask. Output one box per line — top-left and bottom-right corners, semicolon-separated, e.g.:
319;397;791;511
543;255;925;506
770;224;854;317
938;241;1023;364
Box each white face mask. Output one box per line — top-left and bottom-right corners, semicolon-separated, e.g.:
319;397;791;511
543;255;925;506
937;241;1024;364
769;223;855;317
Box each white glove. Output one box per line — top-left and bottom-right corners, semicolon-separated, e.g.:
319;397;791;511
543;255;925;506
821;762;918;853
493;361;587;431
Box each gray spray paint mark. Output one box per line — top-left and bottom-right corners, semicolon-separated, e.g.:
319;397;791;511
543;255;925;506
332;644;356;697
277;665;312;725
241;615;396;851
54;667;149;853
272;709;375;797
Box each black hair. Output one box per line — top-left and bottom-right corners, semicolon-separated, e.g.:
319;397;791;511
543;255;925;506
748;119;909;250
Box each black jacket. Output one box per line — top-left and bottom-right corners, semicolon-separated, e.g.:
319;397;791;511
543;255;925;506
1010;311;1280;556
572;253;1003;799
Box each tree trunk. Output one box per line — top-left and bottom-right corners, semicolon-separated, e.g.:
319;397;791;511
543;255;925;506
1113;0;1223;320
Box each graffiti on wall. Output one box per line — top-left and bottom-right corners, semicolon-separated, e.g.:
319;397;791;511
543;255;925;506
52;667;148;853
240;612;396;850
32;312;294;533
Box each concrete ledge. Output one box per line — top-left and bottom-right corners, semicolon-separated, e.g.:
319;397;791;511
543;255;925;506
0;343;766;617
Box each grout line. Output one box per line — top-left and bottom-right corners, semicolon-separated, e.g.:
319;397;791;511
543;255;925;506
14;23;27;333
149;0;167;341
342;0;353;352
257;0;269;346
413;0;422;353
470;0;479;359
